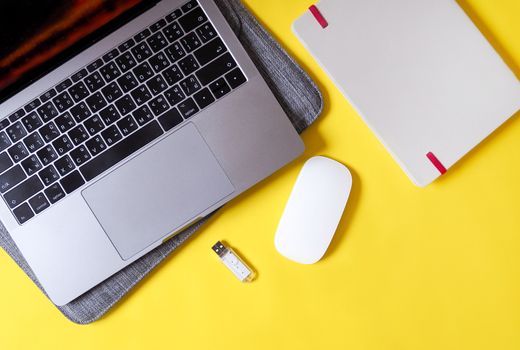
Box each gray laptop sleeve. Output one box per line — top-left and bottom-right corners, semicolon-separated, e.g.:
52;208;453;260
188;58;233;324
0;0;323;324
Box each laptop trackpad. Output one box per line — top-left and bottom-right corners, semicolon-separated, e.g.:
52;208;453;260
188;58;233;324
82;123;235;260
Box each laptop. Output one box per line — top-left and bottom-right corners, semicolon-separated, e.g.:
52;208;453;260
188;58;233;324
294;0;520;186
0;0;304;305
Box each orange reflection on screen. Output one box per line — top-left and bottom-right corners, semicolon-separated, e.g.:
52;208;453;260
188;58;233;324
0;0;140;90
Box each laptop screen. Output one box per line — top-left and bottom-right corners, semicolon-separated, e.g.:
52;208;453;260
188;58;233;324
0;0;151;103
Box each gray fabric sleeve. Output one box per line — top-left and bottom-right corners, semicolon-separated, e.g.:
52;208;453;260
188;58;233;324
0;0;322;324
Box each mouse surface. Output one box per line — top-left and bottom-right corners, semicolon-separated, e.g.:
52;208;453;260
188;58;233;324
274;156;352;264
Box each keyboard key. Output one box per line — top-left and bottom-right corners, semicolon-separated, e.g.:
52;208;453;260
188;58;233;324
84;115;105;136
85;92;108;113
209;78;231;99
149;52;170;73
196;23;217;43
193;88;215;109
0;152;13;173
70;102;92;123
146;76;168;95
158;108;184;131
69;81;90;102
166;9;182;22
181;0;198;13
180;32;202;53
196;52;237;85
6;122;27;143
8;109;26;123
53;135;74;156
133;62;154;83
13;203;34;224
21;112;43;132
117;72;139;93
71;69;88;82
87;58;104;73
8;142;29;163
25;98;41;113
164;85;186;106
99;105;121;125
40;88;57;102
56;79;73;93
162;65;184;86
39;122;60;143
68;125;89;146
177;98;199;119
147;32;168;53
53;91;74;112
55;155;76;176
37;102;59;122
194;37;226;66
101;82;123;103
23;132;45;153
115;96;137;116
179;75;202;95
0;120;9;132
149;95;170;116
151;18;167;32
115;51;137;72
117;116;138;136
131;42;153;62
84;72;105;93
225;68;247;89
4;175;43;208
0;131;12;153
133;106;155;126
102;48;119;63
60;171;85;194
163;22;184;43
81;121;163;181
101;126;123;146
178;55;200;75
118;38;136;52
0;165;26;193
85;136;107;156
179;7;207;33
29;192;50;214
134;28;151;42
165;42;186;62
37;146;58;166
21;155;42;176
39;165;60;186
70;146;91;166
131;85;153;105
55;112;76;133
100;62;121;82
44;183;66;204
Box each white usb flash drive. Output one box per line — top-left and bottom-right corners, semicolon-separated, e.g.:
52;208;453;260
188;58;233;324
212;241;255;282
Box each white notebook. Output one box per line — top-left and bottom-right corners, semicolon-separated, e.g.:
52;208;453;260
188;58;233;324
293;0;520;186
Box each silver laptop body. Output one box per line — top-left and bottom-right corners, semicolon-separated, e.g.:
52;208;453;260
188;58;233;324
0;0;304;305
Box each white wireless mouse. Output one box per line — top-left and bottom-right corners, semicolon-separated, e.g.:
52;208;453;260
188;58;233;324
274;156;352;264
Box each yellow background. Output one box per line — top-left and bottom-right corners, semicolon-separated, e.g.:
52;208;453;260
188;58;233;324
1;0;519;349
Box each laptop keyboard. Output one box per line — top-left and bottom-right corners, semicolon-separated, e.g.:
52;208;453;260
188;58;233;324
0;0;247;225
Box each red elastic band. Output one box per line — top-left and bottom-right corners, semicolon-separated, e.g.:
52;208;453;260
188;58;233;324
426;152;447;175
309;5;328;28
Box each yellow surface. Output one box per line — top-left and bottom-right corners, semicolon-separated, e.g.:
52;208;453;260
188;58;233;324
1;0;520;349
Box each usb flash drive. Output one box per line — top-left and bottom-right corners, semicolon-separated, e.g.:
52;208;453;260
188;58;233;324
212;241;255;282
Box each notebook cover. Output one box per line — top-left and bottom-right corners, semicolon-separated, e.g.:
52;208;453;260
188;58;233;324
293;0;520;186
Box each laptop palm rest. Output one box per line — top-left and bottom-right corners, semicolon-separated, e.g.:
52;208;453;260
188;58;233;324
82;123;235;260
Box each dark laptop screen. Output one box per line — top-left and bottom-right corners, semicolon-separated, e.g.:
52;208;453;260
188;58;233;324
0;0;149;103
